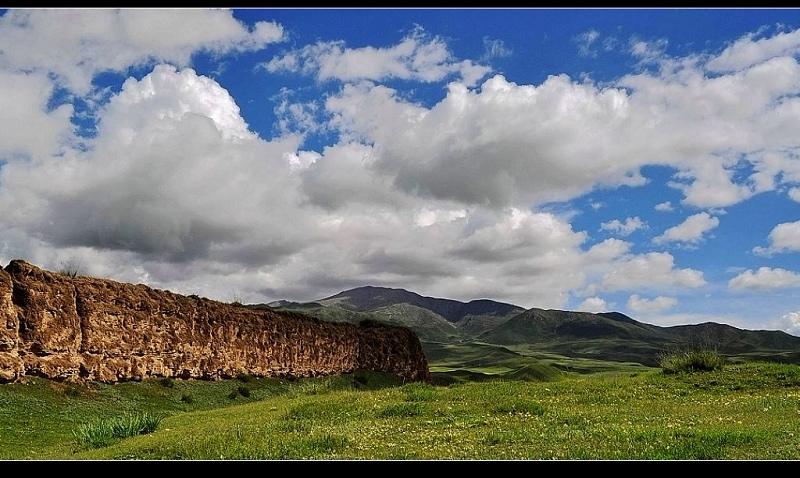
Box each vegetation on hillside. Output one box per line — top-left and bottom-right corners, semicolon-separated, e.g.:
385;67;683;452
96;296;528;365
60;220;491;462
268;289;800;369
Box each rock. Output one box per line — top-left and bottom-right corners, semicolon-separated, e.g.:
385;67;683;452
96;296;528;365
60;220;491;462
0;260;431;384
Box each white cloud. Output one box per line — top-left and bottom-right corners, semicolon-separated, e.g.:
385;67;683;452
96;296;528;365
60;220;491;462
300;141;401;210
753;221;800;255
728;267;800;290
708;27;800;72
413;207;467;228
597;252;706;292
450;208;586;262
627;294;677;313
0;71;74;158
574;29;601;58
263;26;491;87
655;201;673;212
619;50;800;209
653;212;719;245
1;8;800;332
325;74;643;209
668;157;759;208
482;37;512;60
103;64;255;142
281;25;800;218
599;216;646;236
584;238;631;264
0;66;308;267
772;311;800;337
577;296;608;313
628;37;668;64
0;9;284;95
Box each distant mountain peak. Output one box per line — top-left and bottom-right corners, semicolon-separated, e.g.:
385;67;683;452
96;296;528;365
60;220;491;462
268;285;800;367
318;285;524;323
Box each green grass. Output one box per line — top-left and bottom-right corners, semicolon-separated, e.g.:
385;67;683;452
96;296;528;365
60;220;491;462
425;341;660;377
73;412;163;449
2;361;800;459
659;346;727;374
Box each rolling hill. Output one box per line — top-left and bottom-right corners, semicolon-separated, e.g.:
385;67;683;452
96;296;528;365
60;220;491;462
258;286;800;370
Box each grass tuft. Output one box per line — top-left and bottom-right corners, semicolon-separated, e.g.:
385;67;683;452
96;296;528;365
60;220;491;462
57;258;85;278
73;412;163;449
658;346;726;374
401;382;436;402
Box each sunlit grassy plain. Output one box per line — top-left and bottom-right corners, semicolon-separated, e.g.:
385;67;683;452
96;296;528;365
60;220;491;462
2;359;800;460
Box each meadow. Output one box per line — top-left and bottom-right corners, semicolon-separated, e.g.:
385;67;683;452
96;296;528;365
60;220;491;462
1;355;799;460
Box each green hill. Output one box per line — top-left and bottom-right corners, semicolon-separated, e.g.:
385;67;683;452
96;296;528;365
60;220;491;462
261;285;800;373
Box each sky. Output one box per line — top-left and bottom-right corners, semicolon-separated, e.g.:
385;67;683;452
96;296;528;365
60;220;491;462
1;8;800;336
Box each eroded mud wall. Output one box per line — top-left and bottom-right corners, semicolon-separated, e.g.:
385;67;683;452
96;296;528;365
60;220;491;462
0;260;431;384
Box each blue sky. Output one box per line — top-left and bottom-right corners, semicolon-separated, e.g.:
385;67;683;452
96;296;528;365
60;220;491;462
1;8;800;335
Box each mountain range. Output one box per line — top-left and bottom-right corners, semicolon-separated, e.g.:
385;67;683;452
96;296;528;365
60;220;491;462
258;286;800;371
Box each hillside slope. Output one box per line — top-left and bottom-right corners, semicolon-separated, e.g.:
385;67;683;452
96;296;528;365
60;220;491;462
266;286;800;368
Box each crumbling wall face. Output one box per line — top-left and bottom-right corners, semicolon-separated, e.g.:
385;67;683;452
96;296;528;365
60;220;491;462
0;269;23;382
0;260;431;384
2;262;85;382
356;323;432;383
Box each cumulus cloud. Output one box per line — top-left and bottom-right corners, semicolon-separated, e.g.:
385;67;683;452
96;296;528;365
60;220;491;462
753;221;800;256
600;216;646;236
619;51;800;209
0;71;74;158
583;238;632;264
0;9;285;95
627;294;677;313
577;296;608;313
323;74;645;209
595;252;706;292
0;65;308;269
708;27;800;72
653;212;719;245
728;267;800;290
450;208;586;262
668;157;760;209
278;23;800;219
772;311;800;337
262;25;491;86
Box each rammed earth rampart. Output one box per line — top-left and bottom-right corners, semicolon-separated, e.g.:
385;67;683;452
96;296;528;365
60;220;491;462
0;260;431;384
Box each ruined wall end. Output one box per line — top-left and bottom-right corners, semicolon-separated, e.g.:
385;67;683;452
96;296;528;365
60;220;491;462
0;260;431;384
0;268;24;382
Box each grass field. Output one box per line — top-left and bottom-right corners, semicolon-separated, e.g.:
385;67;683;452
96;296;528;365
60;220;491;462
1;359;799;460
